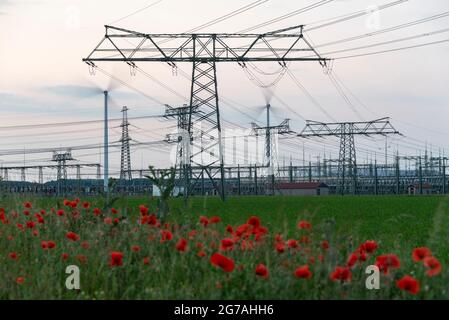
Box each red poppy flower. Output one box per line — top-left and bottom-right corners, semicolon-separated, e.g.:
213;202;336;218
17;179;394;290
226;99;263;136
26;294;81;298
209;216;221;224
255;263;269;278
26;221;35;229
139;205;149;216
226;225;234;234
375;254;400;274
104;217;112;225
275;234;283;242
423;256;441;277
298;220;312;230
347;253;358;268
176;238;188;252
9;252;18;260
110;251;124;267
396;275;420;295
76;254;88;264
299;235;310;244
93;208;101;216
131;245;141;252
57;209;65;216
197;250;206;258
81;241;89;249
294;265;313;279
412;247;432;262
16;277;25;285
275;242;285;253
63;199;70;206
111;208;118;214
361;240;378;253
35;214;45;224
321;240;329;250
61;253;69;261
247;216;261;228
69;201;77;208
220;238;234;251
235;224;250;237
66;231;80;242
82;202;90;209
287;239;298;249
199;216;209;227
143;257;151;265
113;218;119;225
23;201;32;209
160;230;173;242
47;241;56;249
330;266;352;282
23;210;30;216
210;253;235;273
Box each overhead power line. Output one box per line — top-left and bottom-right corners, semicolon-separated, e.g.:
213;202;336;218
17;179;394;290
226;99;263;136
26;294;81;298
334;37;449;60
305;0;410;32
238;0;334;33
109;0;165;25
314;11;449;49
316;27;449;57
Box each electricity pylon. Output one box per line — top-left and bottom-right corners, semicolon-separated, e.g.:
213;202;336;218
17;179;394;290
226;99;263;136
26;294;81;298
298;118;400;195
119;106;132;180
252;104;291;195
164;104;199;201
52;150;74;181
83;24;328;200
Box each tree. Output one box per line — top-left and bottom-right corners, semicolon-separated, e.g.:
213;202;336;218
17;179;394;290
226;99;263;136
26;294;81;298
145;166;176;219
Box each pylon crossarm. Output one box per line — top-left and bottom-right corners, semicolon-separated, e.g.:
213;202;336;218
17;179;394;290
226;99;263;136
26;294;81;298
83;25;329;64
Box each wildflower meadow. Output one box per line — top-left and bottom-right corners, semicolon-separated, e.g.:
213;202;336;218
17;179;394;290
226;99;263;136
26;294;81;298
0;195;448;300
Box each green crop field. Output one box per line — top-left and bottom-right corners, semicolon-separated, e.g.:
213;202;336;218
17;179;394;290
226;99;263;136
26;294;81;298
1;195;448;300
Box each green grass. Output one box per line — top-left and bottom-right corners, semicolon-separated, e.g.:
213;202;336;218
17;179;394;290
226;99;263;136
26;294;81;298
1;194;448;299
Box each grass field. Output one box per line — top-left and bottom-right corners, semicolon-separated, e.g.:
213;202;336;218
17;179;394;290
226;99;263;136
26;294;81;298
1;194;448;299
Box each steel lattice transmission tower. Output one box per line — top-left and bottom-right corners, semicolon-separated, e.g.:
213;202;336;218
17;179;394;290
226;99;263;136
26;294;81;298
120;106;132;180
52;150;74;181
252;104;291;194
83;25;328;200
298;118;400;195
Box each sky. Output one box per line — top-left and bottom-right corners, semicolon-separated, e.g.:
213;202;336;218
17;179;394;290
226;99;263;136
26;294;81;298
0;0;449;181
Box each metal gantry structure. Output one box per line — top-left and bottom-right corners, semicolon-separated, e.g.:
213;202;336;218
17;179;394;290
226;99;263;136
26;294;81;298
298;118;401;195
251;104;291;194
119;106;132;180
164;104;199;199
83;24;328;201
52;150;75;181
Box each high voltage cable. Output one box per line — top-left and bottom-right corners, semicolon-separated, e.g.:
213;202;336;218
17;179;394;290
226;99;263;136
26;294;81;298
237;0;335;33
95;67;165;105
186;0;269;34
315;11;449;49
315;27;449;57
109;0;165;25
305;0;410;32
285;69;337;121
0;115;164;131
0;140;168;157
334;37;449;60
327;73;365;121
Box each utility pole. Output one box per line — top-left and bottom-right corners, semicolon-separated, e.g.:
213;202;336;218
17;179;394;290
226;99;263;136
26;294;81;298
164;104;199;202
104;91;109;194
84;24;328;201
119;106;132;181
252;104;291;195
298;118;400;195
52;150;75;196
